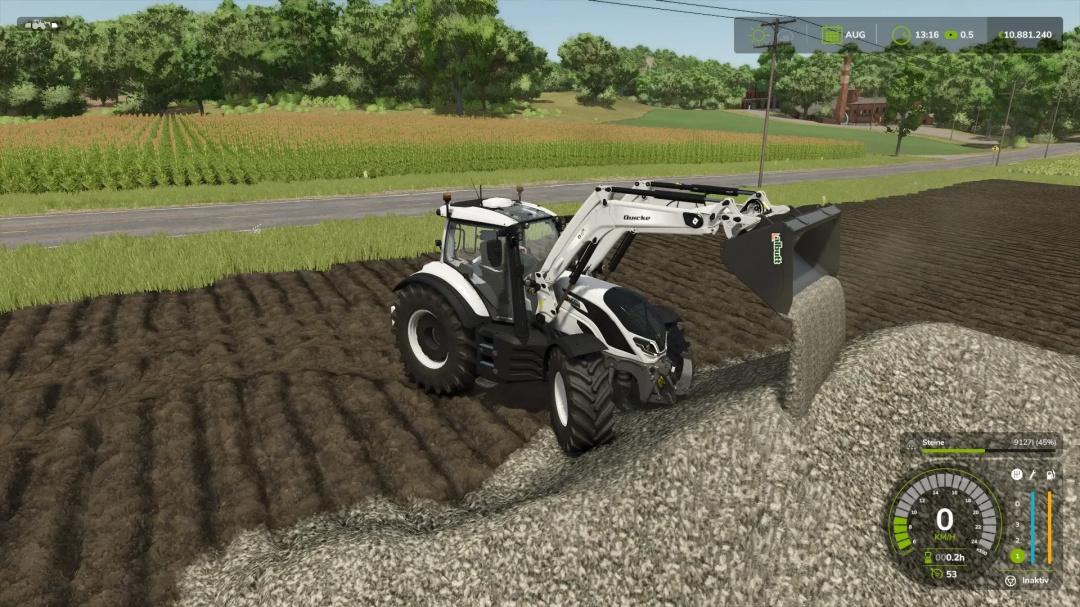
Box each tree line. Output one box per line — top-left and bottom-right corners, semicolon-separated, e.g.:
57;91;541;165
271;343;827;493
1;0;1077;141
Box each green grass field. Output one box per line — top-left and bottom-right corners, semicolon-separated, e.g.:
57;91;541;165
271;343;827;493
2;162;1076;314
0;155;931;216
613;110;978;157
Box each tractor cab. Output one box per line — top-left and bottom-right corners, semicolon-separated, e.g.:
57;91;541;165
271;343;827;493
437;196;562;323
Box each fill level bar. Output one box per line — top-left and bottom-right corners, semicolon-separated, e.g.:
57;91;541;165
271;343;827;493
1048;491;1053;565
1030;492;1036;564
920;447;1056;454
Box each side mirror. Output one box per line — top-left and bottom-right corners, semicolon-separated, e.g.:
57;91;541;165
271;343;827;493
484;239;503;267
435;239;442;250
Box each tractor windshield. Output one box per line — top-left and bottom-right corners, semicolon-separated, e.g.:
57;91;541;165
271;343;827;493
520;218;560;277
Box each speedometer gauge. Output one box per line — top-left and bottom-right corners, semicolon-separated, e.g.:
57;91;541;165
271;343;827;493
888;467;1001;585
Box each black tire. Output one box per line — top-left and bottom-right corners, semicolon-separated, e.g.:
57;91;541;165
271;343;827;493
392;283;477;394
547;348;615;456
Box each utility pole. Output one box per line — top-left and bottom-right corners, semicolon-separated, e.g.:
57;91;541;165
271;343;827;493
754;18;795;188
994;79;1018;167
1045;86;1063;159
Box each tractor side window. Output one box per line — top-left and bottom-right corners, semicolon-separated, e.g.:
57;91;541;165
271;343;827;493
445;222;487;266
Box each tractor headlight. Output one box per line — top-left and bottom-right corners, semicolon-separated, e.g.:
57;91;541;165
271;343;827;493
633;337;659;355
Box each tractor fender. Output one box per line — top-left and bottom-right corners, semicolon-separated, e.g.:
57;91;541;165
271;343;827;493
552;333;608;360
394;264;488;329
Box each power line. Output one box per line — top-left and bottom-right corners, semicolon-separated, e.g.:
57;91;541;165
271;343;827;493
586;0;749;21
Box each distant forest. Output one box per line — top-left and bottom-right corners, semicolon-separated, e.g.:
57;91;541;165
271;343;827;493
1;0;1077;137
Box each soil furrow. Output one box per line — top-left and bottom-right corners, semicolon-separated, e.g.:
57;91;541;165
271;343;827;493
0;306;52;378
314;270;355;311
241;373;322;527
0;421;97;607
227;275;265;318
434;395;527;467
147;389;214;606
291;271;330;314
334;375;453;502
71;403;152;607
200;379;270;539
0;448;32;527
283;371;382;511
261;274;296;315
344;261;400;303
381;381;492;500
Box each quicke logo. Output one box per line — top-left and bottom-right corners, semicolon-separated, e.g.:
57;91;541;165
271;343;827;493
771;233;782;265
623;214;651;221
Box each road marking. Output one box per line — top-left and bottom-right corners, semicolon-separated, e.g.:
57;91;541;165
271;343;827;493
0;230;28;234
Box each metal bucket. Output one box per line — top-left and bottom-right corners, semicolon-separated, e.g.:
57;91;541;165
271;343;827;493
720;204;841;314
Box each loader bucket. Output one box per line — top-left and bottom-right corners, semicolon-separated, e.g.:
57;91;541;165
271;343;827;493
720;204;841;315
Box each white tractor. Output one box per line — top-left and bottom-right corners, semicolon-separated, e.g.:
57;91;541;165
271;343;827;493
391;181;842;456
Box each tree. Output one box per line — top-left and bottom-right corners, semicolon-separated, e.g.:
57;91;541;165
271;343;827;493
774;51;842;119
332;0;421;102
466;19;545;109
78;21;127;105
951;111;972;137
884;63;930;155
172;13;224;113
413;0;499;115
204;0;275;99
114;4;194;112
558;33;621;106
614;45;651;96
264;0;341;93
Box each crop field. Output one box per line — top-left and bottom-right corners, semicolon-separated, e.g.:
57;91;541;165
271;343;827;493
0;113;864;195
614;109;978;156
1012;153;1080;176
0;180;1077;606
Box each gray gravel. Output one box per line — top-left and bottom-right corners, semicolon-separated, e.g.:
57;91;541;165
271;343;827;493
780;275;846;417
178;322;1080;607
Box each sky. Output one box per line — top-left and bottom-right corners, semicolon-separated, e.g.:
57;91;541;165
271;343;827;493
0;0;1077;67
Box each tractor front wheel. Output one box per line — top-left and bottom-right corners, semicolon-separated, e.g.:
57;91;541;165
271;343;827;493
547;348;615;456
392;284;477;394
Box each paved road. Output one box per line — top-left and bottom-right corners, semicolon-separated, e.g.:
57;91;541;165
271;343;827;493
2;143;1077;248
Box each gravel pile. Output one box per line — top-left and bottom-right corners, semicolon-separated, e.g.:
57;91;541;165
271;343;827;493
780;275;846;417
178;322;1080;607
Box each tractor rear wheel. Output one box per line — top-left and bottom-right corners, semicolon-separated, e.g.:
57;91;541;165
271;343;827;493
392;283;477;394
547;348;615;456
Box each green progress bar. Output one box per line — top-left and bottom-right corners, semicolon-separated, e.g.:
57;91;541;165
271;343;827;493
922;448;985;453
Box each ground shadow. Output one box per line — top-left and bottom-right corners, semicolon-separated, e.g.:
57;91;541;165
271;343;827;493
471;380;549;414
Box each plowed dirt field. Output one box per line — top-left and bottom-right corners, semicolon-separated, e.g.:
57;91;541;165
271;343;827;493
0;180;1077;607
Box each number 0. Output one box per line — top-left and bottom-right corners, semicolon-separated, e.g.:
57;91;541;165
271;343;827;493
936;508;954;531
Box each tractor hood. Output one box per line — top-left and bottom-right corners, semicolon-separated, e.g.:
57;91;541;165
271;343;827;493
556;275;668;356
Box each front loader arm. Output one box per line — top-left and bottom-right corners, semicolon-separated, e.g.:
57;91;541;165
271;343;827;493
538;186;728;286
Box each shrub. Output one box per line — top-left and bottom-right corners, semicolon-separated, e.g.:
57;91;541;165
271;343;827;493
40;86;87;118
110;94;147;115
6;82;41;115
1004;135;1028;149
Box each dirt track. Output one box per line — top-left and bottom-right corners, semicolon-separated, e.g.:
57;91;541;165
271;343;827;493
0;180;1077;606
